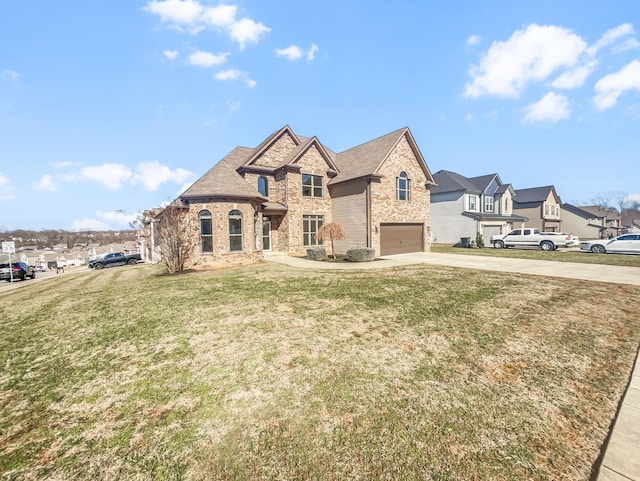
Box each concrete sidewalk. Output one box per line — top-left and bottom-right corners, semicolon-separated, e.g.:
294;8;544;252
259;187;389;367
267;251;640;479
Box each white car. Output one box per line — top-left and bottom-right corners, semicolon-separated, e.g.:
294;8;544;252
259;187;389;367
580;234;640;255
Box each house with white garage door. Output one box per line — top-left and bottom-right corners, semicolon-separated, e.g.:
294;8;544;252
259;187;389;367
429;170;528;245
162;125;436;270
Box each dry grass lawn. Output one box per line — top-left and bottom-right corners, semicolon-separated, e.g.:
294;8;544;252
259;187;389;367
1;262;639;480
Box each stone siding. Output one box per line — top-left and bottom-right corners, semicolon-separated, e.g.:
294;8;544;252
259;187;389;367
369;135;431;256
252;132;298;168
285;145;333;254
185;200;263;269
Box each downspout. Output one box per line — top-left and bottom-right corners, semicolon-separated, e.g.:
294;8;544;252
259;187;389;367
366;178;371;248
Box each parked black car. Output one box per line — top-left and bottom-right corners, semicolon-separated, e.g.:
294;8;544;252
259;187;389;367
0;262;36;281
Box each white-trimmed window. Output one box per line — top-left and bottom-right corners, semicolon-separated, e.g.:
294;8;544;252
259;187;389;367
199;210;213;253
484;196;494;213
229;210;243;251
303;215;324;246
302;174;323;197
467;194;479;211
396;171;410;201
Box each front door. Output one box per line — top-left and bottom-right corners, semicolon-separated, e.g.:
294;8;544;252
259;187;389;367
262;216;272;251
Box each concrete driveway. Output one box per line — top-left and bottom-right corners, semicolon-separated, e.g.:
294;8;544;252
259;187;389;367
268;252;640;286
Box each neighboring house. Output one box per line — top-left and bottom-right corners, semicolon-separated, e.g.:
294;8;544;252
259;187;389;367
430;170;527;244
561;204;622;239
158;125;436;269
512;185;562;232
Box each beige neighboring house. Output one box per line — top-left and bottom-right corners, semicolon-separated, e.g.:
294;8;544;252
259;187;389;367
561;204;622;239
512;185;562;232
155;125;436;269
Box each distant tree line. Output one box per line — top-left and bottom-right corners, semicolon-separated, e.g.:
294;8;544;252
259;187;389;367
0;229;138;249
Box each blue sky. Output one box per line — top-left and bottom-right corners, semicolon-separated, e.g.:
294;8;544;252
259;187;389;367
1;0;639;231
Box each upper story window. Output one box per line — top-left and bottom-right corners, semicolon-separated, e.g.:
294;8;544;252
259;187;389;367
229;210;243;252
258;176;269;197
545;204;549;215
199;210;213;253
484;196;494;213
302;174;323;197
467;194;479;212
504;197;508;213
396;171;410;201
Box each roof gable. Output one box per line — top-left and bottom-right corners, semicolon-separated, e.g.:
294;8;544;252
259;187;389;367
514;185;560;205
468;173;501;192
431;170;482;195
180;146;264;200
331;127;434;185
287;136;339;172
244;125;301;168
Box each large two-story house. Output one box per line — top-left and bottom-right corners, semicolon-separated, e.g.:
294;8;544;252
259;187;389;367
161;125;436;269
512;186;562;232
430;170;527;244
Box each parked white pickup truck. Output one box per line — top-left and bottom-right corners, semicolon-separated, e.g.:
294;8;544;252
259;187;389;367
491;228;571;251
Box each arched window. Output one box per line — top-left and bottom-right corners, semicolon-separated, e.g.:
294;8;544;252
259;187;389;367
229;210;243;251
199;210;213;252
396;171;410;201
257;176;269;197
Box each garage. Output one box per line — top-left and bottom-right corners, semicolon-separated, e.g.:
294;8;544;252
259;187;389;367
482;225;502;241
380;223;424;255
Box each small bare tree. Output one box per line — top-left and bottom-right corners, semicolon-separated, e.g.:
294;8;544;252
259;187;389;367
315;221;348;259
157;205;197;274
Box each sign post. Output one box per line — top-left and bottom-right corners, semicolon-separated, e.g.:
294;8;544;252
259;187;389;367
2;241;15;282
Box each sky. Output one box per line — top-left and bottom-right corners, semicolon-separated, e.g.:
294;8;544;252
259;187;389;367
1;0;639;231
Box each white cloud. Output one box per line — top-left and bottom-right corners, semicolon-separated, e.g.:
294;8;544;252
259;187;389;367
81;163;133;189
52;161;77;168
200;4;237;27
612;37;640;54
307;43;319;62
464;24;587;98
215;69;256;88
1;70;20;84
523;92;571;123
466;35;481;46
551;60;598;89
35;174;56;191
163;49;179;60
0;172;15;201
144;1;270;49
593;59;640;110
70;218;110;231
97;210;138;225
590;23;635;55
144;0;203;26
187;50;229;67
133;161;194;191
276;44;320;62
464;113;474;122
276;45;303;61
229;17;270;50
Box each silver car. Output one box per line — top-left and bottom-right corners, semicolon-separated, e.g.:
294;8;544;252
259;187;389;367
580;234;640;254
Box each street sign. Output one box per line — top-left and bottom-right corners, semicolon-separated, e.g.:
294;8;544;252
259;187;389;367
2;241;15;254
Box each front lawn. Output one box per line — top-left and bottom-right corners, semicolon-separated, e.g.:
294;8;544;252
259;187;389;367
1;263;639;480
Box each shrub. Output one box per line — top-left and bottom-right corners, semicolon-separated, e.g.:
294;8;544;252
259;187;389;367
306;247;328;261
346;247;375;262
475;232;485;249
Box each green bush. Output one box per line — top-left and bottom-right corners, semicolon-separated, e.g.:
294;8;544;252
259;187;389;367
475;232;485;249
346;247;375;262
306;247;328;260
